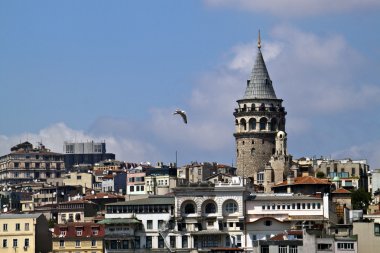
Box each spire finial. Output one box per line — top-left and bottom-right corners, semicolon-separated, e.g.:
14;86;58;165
258;29;261;49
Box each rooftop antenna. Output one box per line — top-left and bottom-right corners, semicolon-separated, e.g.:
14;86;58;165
258;29;261;49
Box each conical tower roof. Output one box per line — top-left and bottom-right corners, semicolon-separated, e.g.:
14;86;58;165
243;39;277;99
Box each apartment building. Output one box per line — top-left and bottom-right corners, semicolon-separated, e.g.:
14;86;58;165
0;142;64;185
0;213;51;253
101;196;175;252
52;222;105;253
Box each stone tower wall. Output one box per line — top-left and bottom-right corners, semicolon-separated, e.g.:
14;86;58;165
235;135;275;178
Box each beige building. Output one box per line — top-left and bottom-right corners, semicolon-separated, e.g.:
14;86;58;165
0;213;51;253
63;171;94;193
353;221;380;253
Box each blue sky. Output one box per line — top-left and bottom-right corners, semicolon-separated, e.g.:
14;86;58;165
1;0;380;168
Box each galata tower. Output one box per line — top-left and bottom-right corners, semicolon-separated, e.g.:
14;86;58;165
233;32;287;180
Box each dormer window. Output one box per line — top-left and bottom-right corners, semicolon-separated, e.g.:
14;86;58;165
92;228;99;235
76;228;83;236
60;229;67;236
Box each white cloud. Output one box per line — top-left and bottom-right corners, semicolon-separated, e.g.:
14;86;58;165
332;141;380;170
204;0;380;17
0;123;159;164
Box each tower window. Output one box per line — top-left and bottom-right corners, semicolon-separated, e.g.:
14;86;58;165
251;148;255;156
242;141;245;145
249;118;256;130
259;118;267;130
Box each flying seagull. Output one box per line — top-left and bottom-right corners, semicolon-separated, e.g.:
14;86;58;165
173;109;187;124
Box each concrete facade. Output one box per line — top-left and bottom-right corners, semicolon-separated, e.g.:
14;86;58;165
0;213;51;253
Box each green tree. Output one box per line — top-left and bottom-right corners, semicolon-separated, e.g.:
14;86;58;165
316;171;325;178
351;188;372;212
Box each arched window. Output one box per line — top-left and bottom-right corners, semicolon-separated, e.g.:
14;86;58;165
249;118;256;130
205;202;217;214
240;119;247;131
270;118;277;131
183;202;196;214
259;118;267;130
242;104;247;112
235;119;238;125
224;200;238;214
251;104;255;111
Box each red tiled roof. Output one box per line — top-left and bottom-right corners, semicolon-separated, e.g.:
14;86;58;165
274;176;331;187
332;188;351;194
53;222;105;238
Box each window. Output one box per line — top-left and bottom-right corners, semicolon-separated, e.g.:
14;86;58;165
225;235;231;246
184;203;196;214
135;236;140;249
25;223;29;231
208;221;214;226
351;167;356;176
59;240;64;247
302;203;305;209
91;240;96;247
2;239;7;248
182;236;188;248
264;220;272;226
375;223;380;235
13;239;17;248
92;228;99;235
24;239;29;247
261;245;269;253
205;202;216;213
77;176;81;180
75;240;80;247
259;118;267;130
225;201;238;213
158;220;164;229
147;220;153;229
262;205;266;210
236;235;242;247
76;228;83;236
317;203;321;209
317;243;332;250
130;186;134;192
170;236;176;248
60;228;66;236
337;243;354;250
146;236;152;249
289;246;298;253
158;237;165;248
3;224;7;231
279;245;287;253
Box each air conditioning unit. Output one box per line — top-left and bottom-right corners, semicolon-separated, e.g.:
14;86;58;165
24;246;28;250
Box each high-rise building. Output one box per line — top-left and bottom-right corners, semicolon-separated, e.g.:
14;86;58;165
63;141;115;170
233;33;287;180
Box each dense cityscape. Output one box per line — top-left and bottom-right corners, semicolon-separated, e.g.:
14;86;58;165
0;36;379;253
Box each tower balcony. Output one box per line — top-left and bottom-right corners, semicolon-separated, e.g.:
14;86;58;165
233;107;286;117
